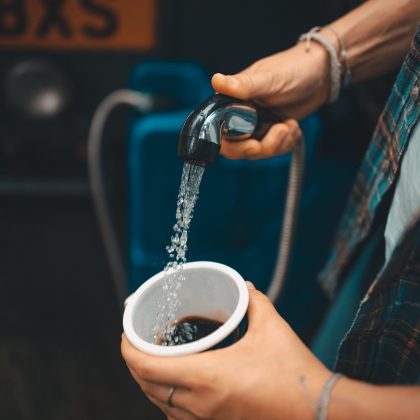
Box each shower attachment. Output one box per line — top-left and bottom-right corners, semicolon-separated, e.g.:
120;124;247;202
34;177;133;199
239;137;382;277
178;93;306;304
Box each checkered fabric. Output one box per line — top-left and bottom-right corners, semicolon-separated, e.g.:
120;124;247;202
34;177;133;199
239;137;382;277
321;26;420;384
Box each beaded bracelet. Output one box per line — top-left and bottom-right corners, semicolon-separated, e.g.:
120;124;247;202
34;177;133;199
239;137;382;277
326;25;352;87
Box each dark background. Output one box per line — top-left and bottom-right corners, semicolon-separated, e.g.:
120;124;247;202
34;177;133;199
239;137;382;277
0;1;386;419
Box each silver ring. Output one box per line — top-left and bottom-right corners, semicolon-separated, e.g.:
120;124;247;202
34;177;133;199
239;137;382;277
167;386;176;408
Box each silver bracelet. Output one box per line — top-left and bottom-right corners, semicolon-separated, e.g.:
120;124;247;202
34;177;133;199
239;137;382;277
299;373;343;420
298;27;342;104
317;373;343;420
326;25;352;87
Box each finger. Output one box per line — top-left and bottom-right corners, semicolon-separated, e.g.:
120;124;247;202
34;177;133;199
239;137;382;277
220;137;261;160
128;365;193;420
283;119;303;149
138;379;192;409
248;119;302;160
254;120;303;159
127;364;142;384
221;121;301;161
122;335;204;386
283;119;301;139
253;123;290;159
135;386;195;420
148;395;197;420
220;125;286;160
246;281;256;290
246;285;279;331
212;71;274;100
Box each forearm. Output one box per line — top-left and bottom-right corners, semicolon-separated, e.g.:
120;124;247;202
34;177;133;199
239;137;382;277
322;0;420;83
329;377;420;419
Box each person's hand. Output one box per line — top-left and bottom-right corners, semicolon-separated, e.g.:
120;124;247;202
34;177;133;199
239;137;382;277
212;41;330;161
121;283;331;420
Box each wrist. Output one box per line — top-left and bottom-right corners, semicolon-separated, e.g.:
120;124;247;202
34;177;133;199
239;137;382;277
292;363;332;420
295;41;330;106
298;26;343;104
328;376;376;419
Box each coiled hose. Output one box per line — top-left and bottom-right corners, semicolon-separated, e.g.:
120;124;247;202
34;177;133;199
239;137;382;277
267;136;305;304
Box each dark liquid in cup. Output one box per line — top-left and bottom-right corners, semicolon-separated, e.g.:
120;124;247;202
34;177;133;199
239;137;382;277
156;316;223;346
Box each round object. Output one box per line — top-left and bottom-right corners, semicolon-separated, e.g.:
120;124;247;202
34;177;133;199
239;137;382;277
4;59;70;119
123;261;249;357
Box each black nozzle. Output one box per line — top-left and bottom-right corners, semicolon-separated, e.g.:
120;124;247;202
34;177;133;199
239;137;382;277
178;93;280;167
177;135;220;167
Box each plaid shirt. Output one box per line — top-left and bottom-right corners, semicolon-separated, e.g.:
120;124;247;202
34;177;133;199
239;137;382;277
319;26;420;384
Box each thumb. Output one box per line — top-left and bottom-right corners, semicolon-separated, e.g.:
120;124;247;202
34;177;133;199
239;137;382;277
211;72;273;100
245;281;279;330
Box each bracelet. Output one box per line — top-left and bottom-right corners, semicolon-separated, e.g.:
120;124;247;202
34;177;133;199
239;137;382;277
298;27;342;104
317;373;343;420
299;373;343;420
326;25;352;87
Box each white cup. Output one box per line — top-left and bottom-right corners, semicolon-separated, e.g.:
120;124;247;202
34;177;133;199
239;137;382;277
123;261;249;357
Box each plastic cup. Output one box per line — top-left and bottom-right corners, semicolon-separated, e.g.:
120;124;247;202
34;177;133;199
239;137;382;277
123;261;249;357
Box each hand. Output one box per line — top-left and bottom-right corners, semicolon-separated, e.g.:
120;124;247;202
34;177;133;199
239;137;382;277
121;283;331;420
211;41;330;160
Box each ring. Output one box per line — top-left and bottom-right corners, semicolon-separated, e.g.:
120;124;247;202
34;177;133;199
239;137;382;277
167;386;176;408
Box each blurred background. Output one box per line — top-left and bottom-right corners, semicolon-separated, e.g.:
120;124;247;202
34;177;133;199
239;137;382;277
0;1;392;419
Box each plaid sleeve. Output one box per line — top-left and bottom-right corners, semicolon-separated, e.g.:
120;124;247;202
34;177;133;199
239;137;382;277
335;213;420;384
319;26;420;298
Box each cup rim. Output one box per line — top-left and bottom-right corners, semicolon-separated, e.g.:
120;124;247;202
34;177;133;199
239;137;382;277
123;261;249;357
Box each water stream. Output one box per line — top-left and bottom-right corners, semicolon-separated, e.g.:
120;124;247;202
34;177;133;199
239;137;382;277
154;162;205;345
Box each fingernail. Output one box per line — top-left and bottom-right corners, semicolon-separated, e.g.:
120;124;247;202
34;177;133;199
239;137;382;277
245;281;256;290
226;75;239;87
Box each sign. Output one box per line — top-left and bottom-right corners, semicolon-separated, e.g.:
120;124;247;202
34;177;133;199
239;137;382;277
0;0;156;50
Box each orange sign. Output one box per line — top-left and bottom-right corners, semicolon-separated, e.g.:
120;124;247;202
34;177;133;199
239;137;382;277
0;0;156;50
